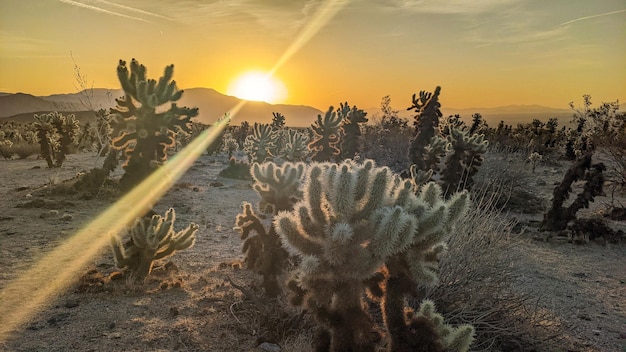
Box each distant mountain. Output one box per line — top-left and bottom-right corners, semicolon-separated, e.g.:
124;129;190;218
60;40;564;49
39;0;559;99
0;93;83;118
1;88;323;127
365;104;575;127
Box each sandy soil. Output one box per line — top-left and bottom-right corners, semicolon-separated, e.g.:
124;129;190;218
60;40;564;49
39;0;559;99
0;151;624;352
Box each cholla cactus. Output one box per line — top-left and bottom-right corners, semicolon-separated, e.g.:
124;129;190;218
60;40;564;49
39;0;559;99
528;152;542;173
280;128;309;162
243;123;279;163
274;159;470;351
33;113;61;168
50;112;80;167
309;106;342;162
404;299;475;352
338;102;368;160
110;59;198;191
110;208;198;281
234;161;306;296
221;132;239;158
408;87;442;170
440;127;488;197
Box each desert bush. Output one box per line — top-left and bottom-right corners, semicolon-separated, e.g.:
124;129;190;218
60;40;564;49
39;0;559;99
274;159;473;352
110;58;199;192
421;186;561;351
110;208;198;281
218;157;252;180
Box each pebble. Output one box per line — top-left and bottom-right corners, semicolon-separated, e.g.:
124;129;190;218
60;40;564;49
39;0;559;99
258;342;281;352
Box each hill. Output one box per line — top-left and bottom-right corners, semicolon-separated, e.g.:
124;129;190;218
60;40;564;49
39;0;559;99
0;88;324;128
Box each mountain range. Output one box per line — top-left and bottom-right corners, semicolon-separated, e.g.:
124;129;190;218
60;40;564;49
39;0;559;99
0;87;586;128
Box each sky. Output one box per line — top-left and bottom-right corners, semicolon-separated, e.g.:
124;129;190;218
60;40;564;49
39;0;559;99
0;0;625;111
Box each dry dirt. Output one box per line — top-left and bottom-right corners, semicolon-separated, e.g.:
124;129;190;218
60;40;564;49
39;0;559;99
0;151;624;352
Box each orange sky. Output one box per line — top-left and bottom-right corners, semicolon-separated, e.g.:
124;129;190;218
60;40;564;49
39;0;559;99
0;0;625;111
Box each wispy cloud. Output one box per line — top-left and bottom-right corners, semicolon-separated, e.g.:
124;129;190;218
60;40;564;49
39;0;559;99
378;0;521;14
58;0;152;23
93;0;173;21
560;8;626;26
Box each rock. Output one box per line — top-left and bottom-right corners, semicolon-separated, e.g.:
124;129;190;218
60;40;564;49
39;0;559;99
64;299;79;308
258;342;281;352
60;213;73;221
535;179;547;186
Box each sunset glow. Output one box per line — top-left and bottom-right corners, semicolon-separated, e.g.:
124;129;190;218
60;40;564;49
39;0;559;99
227;71;287;103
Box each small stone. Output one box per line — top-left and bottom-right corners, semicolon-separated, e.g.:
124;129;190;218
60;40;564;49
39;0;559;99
577;314;591;321
109;332;122;339
60;213;73;221
169;307;179;317
209;181;224;187
258;342;281;352
64;299;79;308
592;329;601;335
535;179;547;186
108;322;116;329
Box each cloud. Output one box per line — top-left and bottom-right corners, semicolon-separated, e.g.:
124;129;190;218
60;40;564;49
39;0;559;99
57;0;153;23
93;0;174;21
560;8;626;26
377;0;521;14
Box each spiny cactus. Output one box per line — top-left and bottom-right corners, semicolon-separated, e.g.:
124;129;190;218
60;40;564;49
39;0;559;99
273;159;470;352
33;113;60;168
234;162;306;296
110;59;198;191
440;127;488;197
50;112;80;167
338;102;368;160
541;153;606;232
280;128;309;162
309;106;342;162
110;208;198;281
243;122;279;163
221;132;239;159
407;86;442;170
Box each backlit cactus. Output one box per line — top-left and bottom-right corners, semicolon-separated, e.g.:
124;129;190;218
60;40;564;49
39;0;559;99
309;106;342;162
338;102;368;160
234;161;307;296
440;127;488;197
280;128;309;162
33;113;60;168
273;159;470;351
110;59;198;191
243;122;279;163
110;208;198;281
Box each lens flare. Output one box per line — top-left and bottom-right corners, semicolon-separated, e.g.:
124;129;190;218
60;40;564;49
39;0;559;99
0;0;349;342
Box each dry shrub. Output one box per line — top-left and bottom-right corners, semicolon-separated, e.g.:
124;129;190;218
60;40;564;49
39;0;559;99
474;152;546;213
9;141;39;159
419;185;562;351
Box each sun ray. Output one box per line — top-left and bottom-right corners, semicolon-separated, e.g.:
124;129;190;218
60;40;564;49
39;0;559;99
0;0;349;342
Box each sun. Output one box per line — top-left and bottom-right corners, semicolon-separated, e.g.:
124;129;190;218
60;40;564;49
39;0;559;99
227;71;287;104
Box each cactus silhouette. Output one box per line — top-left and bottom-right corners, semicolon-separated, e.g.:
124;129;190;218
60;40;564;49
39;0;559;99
309;106;342;162
110;59;198;191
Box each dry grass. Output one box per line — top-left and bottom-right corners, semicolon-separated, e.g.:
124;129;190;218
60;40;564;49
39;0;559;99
419;185;563;351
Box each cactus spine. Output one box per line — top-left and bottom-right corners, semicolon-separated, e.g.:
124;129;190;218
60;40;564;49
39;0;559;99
273;159;471;352
110;208;198;281
234;162;306;296
309;106;342;162
110;59;198;191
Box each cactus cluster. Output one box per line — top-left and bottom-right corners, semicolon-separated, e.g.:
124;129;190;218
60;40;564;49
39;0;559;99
279;128;309;162
234;162;306;296
338;102;368;160
273;159;472;351
440;127;488;197
33;112;79;168
110;59;198;191
110;208;198;281
243;123;279;163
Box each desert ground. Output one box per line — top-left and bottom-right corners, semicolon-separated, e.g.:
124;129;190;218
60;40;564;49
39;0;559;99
0;151;624;352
